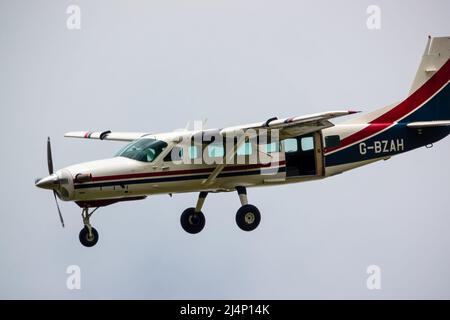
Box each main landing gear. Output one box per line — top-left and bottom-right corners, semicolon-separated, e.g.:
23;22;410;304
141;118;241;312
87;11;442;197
79;207;100;247
235;186;261;232
179;187;261;234
180;192;207;234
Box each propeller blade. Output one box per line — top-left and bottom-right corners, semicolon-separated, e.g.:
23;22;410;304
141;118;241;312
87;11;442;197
47;137;54;175
46;137;64;227
53;191;65;228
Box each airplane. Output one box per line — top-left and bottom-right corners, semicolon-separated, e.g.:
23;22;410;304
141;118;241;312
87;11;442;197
35;36;450;247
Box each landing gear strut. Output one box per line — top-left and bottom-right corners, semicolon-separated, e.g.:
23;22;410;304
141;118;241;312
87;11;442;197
235;186;261;232
79;207;99;247
180;192;207;234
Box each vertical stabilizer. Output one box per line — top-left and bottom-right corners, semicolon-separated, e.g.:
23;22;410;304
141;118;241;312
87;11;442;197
410;36;450;94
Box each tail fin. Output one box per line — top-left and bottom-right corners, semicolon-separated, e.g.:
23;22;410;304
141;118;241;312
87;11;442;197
346;36;450;125
410;36;450;94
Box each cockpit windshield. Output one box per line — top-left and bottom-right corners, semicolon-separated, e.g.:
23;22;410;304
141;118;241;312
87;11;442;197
116;138;168;162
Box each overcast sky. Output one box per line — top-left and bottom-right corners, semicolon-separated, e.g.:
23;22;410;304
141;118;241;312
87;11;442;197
1;0;449;299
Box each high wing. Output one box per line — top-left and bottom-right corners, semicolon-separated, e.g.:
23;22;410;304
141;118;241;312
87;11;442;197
64;131;150;142
64;110;358;144
219;110;360;139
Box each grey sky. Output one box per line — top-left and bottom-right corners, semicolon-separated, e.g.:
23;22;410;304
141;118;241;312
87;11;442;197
0;0;449;299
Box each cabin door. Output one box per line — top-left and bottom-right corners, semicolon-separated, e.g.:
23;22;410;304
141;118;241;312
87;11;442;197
283;132;323;177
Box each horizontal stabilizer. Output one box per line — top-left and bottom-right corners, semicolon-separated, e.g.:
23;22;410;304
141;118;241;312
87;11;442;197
407;120;450;128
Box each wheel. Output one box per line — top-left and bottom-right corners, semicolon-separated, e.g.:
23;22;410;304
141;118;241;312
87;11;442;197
236;204;261;231
180;207;205;234
79;226;99;247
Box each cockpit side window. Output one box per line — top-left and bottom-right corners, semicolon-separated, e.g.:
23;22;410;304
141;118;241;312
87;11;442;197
116;138;168;163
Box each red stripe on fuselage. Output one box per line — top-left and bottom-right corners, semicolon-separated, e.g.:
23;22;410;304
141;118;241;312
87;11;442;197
325;58;450;154
87;161;287;183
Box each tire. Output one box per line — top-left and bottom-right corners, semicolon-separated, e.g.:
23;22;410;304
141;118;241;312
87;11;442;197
236;204;261;231
79;227;99;247
180;207;205;234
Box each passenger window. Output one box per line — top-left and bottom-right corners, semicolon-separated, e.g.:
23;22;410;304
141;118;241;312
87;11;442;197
208;143;224;157
164;145;201;162
283;139;298;153
301;137;314;151
237;142;252;156
325;135;340;148
261;142;279;154
188;146;199;159
172;145;202;161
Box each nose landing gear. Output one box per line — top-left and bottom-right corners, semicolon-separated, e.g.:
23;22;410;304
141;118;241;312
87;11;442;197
79;207;99;247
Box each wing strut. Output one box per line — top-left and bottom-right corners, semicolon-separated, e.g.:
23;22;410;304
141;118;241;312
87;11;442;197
201;135;249;186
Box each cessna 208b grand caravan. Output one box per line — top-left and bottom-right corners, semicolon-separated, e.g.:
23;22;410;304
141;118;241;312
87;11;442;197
36;36;450;247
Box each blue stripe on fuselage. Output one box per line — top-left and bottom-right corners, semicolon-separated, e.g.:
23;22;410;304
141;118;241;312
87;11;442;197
326;81;450;167
402;81;450;123
325;123;450;167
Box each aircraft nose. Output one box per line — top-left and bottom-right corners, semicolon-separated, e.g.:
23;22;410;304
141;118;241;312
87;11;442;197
35;174;59;190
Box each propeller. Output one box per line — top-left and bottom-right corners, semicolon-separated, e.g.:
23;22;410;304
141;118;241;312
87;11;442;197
47;137;65;228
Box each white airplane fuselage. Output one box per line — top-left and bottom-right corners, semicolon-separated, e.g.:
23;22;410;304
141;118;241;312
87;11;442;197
54;118;450;207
